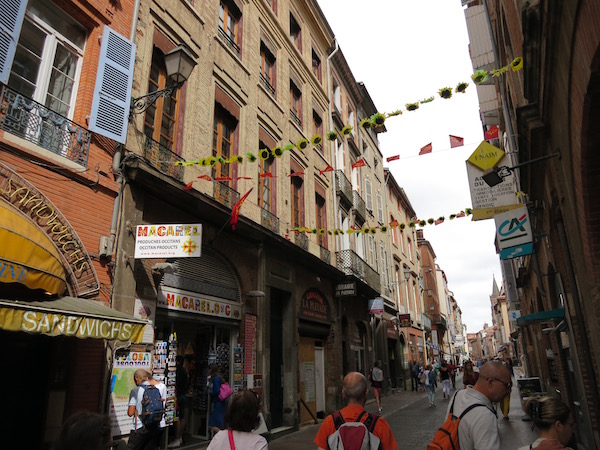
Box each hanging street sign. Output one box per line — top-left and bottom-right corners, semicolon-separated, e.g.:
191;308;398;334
495;206;534;260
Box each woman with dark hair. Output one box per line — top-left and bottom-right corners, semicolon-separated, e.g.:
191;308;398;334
53;411;113;450
207;390;268;449
208;363;227;434
519;396;575;450
462;360;479;389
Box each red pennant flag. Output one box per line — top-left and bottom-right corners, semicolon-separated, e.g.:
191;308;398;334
419;143;433;155
197;175;212;181
449;135;464;148
389;219;399;228
236;176;252;180
456;211;466;218
435;219;444;225
184;181;195;190
215;176;233;181
352;159;366;169
319;165;334;175
260;172;274;178
484;126;499;141
230;188;253;230
386;155;400;162
288;171;305;178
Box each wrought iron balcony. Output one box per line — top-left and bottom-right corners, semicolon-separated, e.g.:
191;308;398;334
218;27;240;55
430;313;447;329
143;136;184;181
335;170;353;207
261;207;279;234
290;109;302;128
336;249;380;292
259;72;275;96
0;85;91;167
214;181;240;209
320;245;331;264
294;232;308;251
353;190;366;222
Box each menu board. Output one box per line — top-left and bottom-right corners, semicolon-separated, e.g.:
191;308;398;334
244;314;257;374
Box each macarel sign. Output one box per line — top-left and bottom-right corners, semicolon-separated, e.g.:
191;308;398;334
134;224;202;258
158;286;241;320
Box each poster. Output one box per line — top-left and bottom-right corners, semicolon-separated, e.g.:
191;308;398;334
109;351;152;436
303;362;315;402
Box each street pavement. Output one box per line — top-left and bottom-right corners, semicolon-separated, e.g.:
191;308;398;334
177;373;537;449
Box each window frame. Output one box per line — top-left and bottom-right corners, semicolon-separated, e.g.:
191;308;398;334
289;12;302;51
212;105;236;179
289;79;302;128
291;172;304;228
259;147;275;211
311;48;321;82
219;0;241;55
259;42;276;95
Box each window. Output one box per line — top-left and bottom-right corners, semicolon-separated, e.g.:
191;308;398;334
407;237;413;261
212;105;236;179
362;143;370;166
9;0;85;119
259;42;276;95
364;177;373;212
333;79;341;112
380;243;388;289
390;215;398;246
376;192;383;223
219;1;241;55
144;48;179;151
312;49;321;82
312;110;323;149
289;13;301;51
290;79;302;127
266;0;276;14
367;235;376;269
316;193;326;246
347;106;355;131
259;142;274;211
291;173;304;228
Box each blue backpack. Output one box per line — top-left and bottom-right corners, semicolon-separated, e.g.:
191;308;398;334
140;385;164;428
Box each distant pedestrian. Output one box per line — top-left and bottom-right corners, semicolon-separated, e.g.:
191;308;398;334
371;361;384;414
425;364;437;407
448;361;456;389
53;412;112;450
519;397;575;450
128;369;162;450
409;360;420;391
463;360;479;389
440;361;451;399
208;363;227;434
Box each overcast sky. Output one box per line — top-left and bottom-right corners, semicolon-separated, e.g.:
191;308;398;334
317;0;502;332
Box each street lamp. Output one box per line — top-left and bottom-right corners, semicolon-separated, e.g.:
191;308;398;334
481;152;561;187
129;44;197;118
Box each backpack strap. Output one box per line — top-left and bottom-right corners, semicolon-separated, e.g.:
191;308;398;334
450;391;495;419
362;412;379;432
332;411;345;430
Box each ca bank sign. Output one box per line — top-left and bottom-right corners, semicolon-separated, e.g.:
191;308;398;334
494;206;533;260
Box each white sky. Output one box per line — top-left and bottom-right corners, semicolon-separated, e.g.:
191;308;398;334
317;0;502;332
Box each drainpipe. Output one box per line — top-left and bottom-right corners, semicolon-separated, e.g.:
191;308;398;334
326;40;340;240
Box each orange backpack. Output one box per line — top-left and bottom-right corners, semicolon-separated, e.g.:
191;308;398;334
427;393;486;450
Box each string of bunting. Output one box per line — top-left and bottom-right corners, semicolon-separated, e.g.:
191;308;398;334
175;59;523;171
289;208;474;236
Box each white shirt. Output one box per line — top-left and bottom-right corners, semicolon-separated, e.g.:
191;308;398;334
206;430;268;450
372;367;384;382
128;381;167;430
448;388;499;450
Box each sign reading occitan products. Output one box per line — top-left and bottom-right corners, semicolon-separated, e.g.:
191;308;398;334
134;224;202;258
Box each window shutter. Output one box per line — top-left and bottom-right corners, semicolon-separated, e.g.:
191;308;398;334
0;0;27;85
89;26;135;144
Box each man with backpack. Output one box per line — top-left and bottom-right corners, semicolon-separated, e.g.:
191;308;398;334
427;361;512;450
127;369;165;450
314;372;397;450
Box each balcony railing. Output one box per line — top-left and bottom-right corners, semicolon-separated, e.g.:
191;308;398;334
214;181;240;209
218;27;240;55
336;249;380;292
0;85;91;167
294;232;308;251
290;109;302;128
353;190;366;222
143;136;184;181
320;245;331;264
259;73;275;96
335;170;353;207
261;207;279;234
430;313;447;329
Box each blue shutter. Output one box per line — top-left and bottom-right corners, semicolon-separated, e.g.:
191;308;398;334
0;0;28;85
89;26;135;144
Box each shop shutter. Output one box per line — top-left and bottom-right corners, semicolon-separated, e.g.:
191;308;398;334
89;25;135;144
0;0;27;84
161;248;241;301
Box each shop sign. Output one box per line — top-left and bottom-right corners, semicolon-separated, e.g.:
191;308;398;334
386;320;398;339
158;286;241;320
398;313;411;327
0;163;99;297
368;297;384;315
135;223;202;258
335;281;356;297
299;288;330;322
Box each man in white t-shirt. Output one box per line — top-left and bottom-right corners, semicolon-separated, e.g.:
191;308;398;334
127;369;163;450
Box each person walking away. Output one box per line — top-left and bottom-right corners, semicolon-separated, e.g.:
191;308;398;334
425;364;437;407
53;412;113;450
462;360;479;389
314;372;397;450
208;363;227;434
410;360;420;392
519;396;575;450
147;370;167;449
444;361;512;450
168;356;190;448
448;361;456;389
371;361;384;414
128;369;161;450
207;390;268;450
440;361;451;399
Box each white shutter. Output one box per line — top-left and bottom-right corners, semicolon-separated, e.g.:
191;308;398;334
89;26;135;144
376;192;383;223
0;0;27;84
365;178;372;211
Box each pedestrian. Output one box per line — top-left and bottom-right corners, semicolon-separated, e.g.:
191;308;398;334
146;370;168;449
208;363;227;434
519;396;575;450
371;360;384;414
410;360;420;392
53;411;113;450
314;372;397;450
445;361;512;450
499;357;513;420
448;360;456;389
128;369;161;450
425;364;437;407
207;390;268;450
505;356;514;378
168;356;190;448
440;361;451;399
463;360;479;389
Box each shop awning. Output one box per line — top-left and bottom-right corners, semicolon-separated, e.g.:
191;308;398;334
0;297;147;342
0;204;67;295
516;308;565;327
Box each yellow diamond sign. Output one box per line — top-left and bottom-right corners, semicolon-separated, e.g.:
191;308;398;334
467;141;505;171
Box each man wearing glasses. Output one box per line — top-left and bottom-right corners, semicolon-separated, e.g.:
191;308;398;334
447;361;512;450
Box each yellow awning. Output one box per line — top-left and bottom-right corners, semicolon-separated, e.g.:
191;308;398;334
0;204;67;295
0;297;147;342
